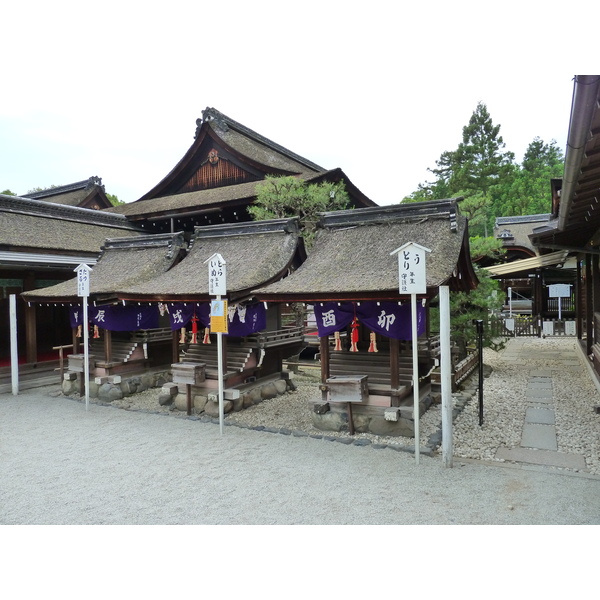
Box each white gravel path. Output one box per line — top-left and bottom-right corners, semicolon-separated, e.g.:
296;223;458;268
1;336;599;525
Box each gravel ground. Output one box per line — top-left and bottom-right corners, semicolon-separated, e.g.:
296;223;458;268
1;337;599;525
110;337;600;474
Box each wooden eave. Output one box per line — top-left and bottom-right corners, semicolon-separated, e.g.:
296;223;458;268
534;77;600;253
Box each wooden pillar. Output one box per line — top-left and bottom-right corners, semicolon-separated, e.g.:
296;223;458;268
24;302;37;364
72;327;79;354
577;257;583;340
390;337;400;407
586;256;593;355
23;272;37;364
172;330;180;364
104;329;112;363
534;269;543;318
593;255;600;344
319;335;330;383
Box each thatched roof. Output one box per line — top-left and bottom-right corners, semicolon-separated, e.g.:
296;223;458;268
254;199;478;302
117;218;305;303
200;107;325;175
21;233;186;303
494;214;552;256
22;177;112;209
106;180;259;219
0;194;141;256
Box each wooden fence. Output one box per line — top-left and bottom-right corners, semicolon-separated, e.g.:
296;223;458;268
488;316;577;338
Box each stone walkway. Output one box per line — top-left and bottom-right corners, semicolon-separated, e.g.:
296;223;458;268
494;339;589;471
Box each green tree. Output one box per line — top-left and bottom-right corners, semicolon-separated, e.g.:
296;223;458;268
106;193;124;206
403;102;517;236
1;189;16;195
430;237;504;358
248;175;350;248
495;137;563;216
446;265;504;357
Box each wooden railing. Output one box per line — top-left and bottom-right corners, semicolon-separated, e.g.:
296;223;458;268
246;326;304;348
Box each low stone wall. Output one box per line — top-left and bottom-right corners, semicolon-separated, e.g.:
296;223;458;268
164;378;292;417
311;393;437;438
61;370;172;402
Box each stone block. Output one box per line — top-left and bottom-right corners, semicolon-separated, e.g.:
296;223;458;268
204;399;233;417
311;410;345;432
108;375;122;384
161;382;179;396
274;380;287;394
95;376;108;385
64;372;77;381
194;395;208;412
261;383;278;399
98;382;123;402
158;393;174;406
313;402;330;415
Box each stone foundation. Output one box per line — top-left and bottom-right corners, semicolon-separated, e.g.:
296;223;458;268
61;370;172;402
311;393;437;438
166;377;291;416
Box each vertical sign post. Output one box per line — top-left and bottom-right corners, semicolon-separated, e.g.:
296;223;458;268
439;285;453;468
75;263;92;411
391;242;430;465
205;253;227;435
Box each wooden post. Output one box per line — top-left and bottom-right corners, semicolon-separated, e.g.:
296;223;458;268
586;257;593;355
319;335;330;402
24;272;37;364
104;329;112;363
172;330;179;364
390;337;400;406
577;257;583;340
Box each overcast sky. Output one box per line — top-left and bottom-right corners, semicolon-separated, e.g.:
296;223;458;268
1;1;595;207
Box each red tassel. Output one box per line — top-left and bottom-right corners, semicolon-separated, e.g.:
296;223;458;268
203;327;211;344
368;332;378;353
93;325;100;339
191;313;199;344
350;317;359;352
334;331;342;351
179;327;186;344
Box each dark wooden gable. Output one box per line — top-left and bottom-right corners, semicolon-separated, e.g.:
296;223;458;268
138;108;318;201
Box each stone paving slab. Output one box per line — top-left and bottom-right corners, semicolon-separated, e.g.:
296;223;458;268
528;381;552;389
527;388;553;399
521;423;557;451
496;447;587;470
526;397;553;405
530;369;552;377
525;407;555;425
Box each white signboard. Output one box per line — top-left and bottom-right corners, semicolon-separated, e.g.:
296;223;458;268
543;321;554;336
207;253;227;296
548;284;571;298
390;242;431;295
75;263;92;297
565;321;576;335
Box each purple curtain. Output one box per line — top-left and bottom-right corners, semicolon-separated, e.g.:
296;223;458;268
69;304;160;331
165;303;210;331
313;301;425;340
226;303;267;337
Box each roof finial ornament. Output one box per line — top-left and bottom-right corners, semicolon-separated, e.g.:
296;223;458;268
199;107;229;134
